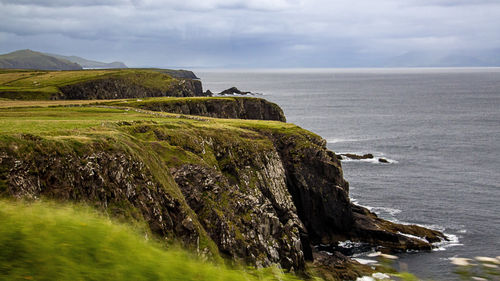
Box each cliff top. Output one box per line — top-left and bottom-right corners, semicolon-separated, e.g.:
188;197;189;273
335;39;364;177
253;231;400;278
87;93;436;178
0;68;199;100
0;103;306;138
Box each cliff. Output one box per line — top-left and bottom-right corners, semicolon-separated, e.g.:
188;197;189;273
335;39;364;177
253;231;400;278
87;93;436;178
0;101;444;280
0;69;204;100
102;96;286;122
57;76;203;99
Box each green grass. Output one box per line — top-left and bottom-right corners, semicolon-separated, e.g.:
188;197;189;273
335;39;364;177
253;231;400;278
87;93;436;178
0;105;298;137
0;200;304;281
0;69;181;100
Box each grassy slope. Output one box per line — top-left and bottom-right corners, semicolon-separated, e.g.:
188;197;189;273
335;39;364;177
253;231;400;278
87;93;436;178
0;200;304;281
0;50;82;71
0;69;179;100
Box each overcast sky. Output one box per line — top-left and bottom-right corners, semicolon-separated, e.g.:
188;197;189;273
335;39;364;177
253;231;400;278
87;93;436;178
1;0;499;67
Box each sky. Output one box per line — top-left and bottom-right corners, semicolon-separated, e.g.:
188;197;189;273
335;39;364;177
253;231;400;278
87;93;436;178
1;0;500;68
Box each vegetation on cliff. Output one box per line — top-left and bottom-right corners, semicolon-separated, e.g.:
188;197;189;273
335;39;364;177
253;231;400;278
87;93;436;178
0;68;203;100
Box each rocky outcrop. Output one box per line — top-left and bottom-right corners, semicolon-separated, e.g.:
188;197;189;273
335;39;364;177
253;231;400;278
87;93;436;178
128;97;286;122
267;131;445;254
57;78;204;100
218;87;251;95
337;153;390;163
338;153;374;160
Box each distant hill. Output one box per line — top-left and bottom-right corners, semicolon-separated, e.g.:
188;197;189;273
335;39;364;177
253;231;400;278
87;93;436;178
0;49;82;70
45;53;127;69
383;50;500;67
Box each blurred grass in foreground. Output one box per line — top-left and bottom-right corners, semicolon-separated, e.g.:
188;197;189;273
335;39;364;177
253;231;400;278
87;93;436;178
0;200;306;281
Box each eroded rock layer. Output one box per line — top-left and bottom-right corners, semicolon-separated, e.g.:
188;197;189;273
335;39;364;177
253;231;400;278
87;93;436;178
57;78;204;99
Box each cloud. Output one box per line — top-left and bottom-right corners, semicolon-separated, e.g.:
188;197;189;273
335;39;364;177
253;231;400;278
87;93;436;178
0;0;128;7
1;0;500;67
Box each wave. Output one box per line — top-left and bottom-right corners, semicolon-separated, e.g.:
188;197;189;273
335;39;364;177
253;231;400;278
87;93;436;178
341;156;398;164
326;138;360;144
396;222;463;251
432;233;463;251
371;206;402;218
338;151;398;164
350;199;464;252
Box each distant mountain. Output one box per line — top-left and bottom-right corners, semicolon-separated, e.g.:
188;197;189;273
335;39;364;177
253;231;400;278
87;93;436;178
45;53;127;69
383;50;500;67
0;49;82;70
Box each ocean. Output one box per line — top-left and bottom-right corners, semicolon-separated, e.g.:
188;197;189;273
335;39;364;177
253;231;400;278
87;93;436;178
196;68;500;280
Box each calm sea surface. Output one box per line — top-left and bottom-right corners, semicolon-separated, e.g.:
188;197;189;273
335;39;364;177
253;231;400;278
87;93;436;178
196;68;500;280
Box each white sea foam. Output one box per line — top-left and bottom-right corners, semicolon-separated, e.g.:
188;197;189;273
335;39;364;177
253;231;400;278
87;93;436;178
371;207;402;217
397;231;428;243
338;152;398;164
402;223;463;251
326;138;360;144
337;240;366;248
432;233;463;251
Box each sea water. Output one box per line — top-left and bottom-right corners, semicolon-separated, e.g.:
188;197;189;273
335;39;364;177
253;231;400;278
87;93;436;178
196;68;500;280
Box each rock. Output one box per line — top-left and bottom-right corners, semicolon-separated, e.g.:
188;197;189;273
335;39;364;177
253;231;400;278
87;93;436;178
219;87;251;95
311;250;373;281
204;90;214;96
378;158;389;163
269;132;445;253
340;153;374;160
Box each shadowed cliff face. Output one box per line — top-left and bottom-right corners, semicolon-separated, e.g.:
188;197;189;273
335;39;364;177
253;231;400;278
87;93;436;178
57;78;204;99
117;97;287;122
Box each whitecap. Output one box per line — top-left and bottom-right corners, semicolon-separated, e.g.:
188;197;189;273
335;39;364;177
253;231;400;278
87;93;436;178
371;207;402;217
338;152;398;164
326;138;359;144
432;233;462;251
397;232;428;243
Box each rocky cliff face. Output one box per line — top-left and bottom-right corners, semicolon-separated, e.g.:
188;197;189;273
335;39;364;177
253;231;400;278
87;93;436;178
121;97;286;122
0;105;444;279
57;78;204;99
